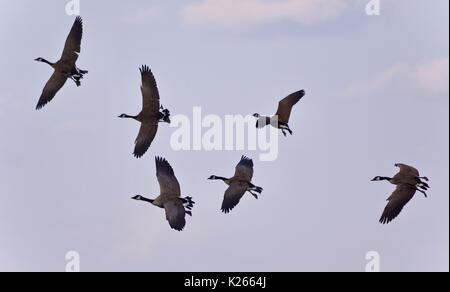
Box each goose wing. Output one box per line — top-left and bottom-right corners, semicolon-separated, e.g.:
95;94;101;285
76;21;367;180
396;163;420;177
233;156;254;182
133;121;158;158
393;163;420;185
164;199;186;231
379;184;416;224
221;182;248;214
275;90;305;123
36;71;68;110
156;157;181;197
140;65;160;115
61;16;83;65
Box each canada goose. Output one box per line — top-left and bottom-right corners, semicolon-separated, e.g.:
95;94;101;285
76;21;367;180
372;163;430;195
208;156;263;214
372;164;430;224
35;16;88;110
253;90;305;136
119;65;171;158
132;157;194;231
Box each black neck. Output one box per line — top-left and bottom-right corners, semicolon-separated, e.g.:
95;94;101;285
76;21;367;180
213;176;229;182
38;58;54;67
379;177;392;181
139;196;154;204
120;114;138;120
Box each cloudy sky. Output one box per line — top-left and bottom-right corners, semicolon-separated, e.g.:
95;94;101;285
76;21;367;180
0;0;448;272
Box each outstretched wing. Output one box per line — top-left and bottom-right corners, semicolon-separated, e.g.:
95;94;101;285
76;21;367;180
379;184;416;224
140;65;160;115
36;71;68;110
396;163;420;178
233;156;254;182
221;182;248;214
133;121;158;158
276;90;305;123
155;157;181;197
61;16;83;65
164;199;186;231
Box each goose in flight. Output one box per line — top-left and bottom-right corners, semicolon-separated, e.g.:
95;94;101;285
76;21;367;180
253;90;305;137
372;163;430;195
208;156;263;214
372;164;430;224
35;16;88;110
119;65;171;158
132;157;194;231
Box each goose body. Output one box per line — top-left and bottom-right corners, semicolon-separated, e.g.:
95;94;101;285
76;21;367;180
132;157;194;231
35;16;88;110
208;156;263;214
119;65;171;158
372;164;430;224
372;163;430;193
254;90;305;137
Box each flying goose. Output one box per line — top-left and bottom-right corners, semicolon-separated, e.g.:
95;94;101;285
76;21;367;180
132;157;194;231
372;164;430;224
372;163;430;195
253;90;305;136
35;16;88;110
208;156;263;214
119;65;171;158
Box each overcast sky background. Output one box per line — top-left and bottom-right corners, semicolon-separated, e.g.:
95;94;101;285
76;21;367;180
0;0;448;272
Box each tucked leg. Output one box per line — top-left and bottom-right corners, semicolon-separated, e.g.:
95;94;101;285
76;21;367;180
69;76;81;87
279;124;293;136
248;190;259;199
416;188;428;198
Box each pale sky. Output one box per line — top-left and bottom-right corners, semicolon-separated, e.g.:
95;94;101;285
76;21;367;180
0;0;448;272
